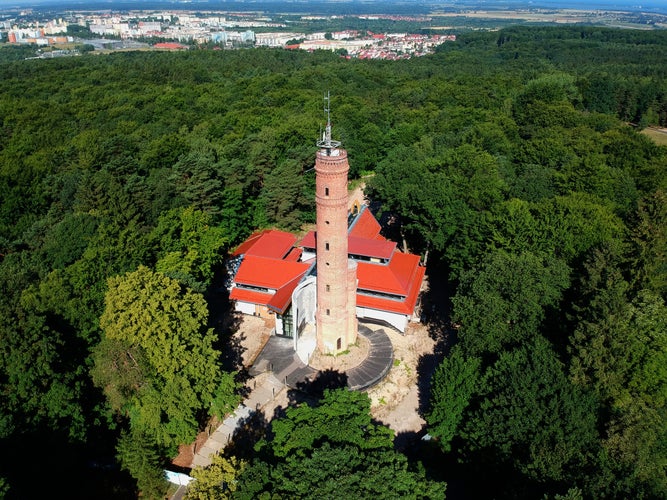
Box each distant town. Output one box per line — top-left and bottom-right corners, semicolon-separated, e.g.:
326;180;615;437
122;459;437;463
4;2;667;61
0;10;456;59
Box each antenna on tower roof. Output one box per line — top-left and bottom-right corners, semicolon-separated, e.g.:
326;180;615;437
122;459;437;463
316;91;341;154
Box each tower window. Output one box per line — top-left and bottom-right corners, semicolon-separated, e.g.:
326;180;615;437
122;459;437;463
326;284;330;292
326;309;330;316
325;220;330;225
325;242;330;251
325;187;329;197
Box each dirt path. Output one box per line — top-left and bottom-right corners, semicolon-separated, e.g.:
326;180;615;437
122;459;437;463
367;323;435;434
348;181;367;210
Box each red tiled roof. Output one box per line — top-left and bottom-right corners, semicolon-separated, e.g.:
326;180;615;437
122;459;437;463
267;273;305;314
231;260;311;314
356;264;425;315
349;207;382;240
154;42;188;50
231;205;425;318
233;255;310;290
302;230;395;259
230;287;272;306
232;230;298;259
349;236;395;260
284;247;303;262
299;230;316;249
357;252;422;296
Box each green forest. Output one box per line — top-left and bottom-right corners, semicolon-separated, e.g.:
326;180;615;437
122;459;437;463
1;25;666;498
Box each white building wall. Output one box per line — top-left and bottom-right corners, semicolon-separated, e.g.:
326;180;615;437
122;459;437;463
235;301;256;315
292;276;317;335
301;250;316;261
275;315;284;336
356;306;408;333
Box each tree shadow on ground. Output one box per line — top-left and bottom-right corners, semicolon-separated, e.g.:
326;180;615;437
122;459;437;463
209;290;251;393
224;408;271;461
393;430;425;453
292;369;349;402
415;259;456;418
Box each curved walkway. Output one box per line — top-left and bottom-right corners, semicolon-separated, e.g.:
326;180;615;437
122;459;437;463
250;322;393;391
189;322;394;470
347;324;393;390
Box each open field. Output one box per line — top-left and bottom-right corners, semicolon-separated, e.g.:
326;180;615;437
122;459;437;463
430;8;667;29
642;127;667;146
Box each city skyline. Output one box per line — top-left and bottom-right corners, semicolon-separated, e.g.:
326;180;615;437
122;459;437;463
1;0;666;13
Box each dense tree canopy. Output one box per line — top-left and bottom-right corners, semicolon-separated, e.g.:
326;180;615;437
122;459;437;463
0;25;666;498
225;389;446;499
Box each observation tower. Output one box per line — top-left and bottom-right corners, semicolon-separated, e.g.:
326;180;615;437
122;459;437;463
314;93;358;354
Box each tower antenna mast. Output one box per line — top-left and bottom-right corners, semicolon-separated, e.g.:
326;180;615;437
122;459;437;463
317;91;341;154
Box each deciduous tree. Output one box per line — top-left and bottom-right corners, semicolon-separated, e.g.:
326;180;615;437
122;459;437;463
94;266;240;448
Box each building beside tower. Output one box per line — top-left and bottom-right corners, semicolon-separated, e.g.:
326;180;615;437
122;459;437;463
227;98;425;356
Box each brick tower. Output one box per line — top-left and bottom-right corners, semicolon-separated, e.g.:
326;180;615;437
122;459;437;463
315;93;358;354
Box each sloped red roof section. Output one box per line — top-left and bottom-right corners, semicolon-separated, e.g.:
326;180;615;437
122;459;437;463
284;247;303;262
231;259;310;314
299;230;316;249
356;264;425;315
234;255;310;290
348;207;382;240
356;251;422;297
267;273;306;314
348;236;395;260
232;230;298;259
229;287;273;307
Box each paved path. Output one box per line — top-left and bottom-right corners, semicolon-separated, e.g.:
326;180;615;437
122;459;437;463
251;323;392;391
189;322;393;470
191;374;285;468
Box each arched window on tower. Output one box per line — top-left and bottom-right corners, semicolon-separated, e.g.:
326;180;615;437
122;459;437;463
325;187;329;197
325;242;330;251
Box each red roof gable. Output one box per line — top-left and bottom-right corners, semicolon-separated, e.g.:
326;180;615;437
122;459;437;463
299;230;316;249
233;230;298;259
349;206;383;239
233;255;310;290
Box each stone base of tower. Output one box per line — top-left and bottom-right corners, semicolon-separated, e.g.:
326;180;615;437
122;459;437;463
315;316;349;355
